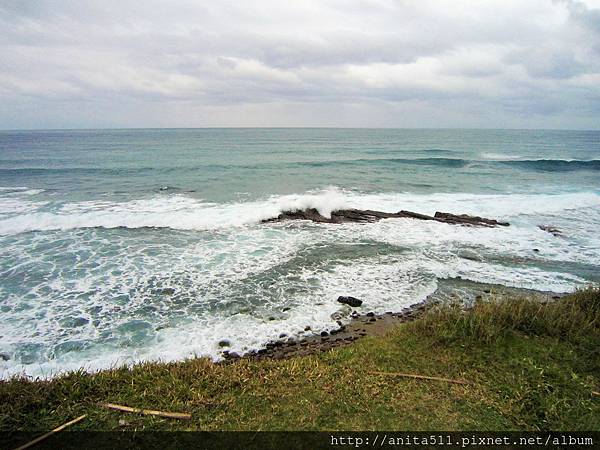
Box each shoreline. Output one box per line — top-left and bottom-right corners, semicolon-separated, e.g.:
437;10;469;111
0;279;569;381
222;278;566;363
223;304;430;363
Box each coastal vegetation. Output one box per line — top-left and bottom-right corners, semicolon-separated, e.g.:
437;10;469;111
1;288;598;432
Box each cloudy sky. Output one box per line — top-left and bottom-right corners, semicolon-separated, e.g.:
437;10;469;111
1;0;599;129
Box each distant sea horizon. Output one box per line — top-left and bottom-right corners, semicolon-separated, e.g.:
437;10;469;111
3;126;600;131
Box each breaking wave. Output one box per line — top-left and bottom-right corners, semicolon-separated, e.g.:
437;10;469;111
1;187;600;235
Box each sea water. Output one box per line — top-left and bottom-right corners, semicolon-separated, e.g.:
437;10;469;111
0;128;599;378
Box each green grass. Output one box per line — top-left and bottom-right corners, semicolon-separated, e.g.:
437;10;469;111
1;288;599;431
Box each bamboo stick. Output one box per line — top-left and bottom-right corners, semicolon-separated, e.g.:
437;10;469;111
592;391;600;397
14;414;87;450
99;403;191;420
370;371;470;385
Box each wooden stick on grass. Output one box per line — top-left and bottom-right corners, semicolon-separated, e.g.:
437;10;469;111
592;391;600;398
370;371;470;385
14;414;87;450
99;403;191;420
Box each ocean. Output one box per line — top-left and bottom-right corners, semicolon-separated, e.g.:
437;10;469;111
1;128;599;379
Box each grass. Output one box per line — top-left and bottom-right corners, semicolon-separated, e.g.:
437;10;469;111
1;288;599;432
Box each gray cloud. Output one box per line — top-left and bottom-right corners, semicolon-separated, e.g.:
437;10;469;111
1;0;599;129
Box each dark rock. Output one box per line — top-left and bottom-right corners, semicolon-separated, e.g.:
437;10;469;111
282;307;291;312
261;208;332;224
369;318;376;322
533;248;540;253
366;312;375;317
398;210;435;221
434;211;509;227
304;326;311;331
337;296;363;307
475;295;482;301
218;340;230;348
320;331;329;337
279;333;287;339
71;317;89;327
262;207;509;228
0;353;9;361
539;225;562;236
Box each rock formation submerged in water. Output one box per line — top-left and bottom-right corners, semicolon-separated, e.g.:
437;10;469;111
538;225;562;236
262;208;510;227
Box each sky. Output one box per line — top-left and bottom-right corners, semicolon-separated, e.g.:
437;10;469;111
1;0;599;129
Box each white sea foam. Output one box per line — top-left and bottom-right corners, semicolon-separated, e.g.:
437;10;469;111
1;188;599;235
0;240;586;379
0;187;349;235
479;152;522;160
0;187;48;217
1;187;599;379
0;186;45;195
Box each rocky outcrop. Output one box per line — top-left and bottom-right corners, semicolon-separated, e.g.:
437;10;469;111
262;208;509;227
337;296;363;307
261;208;406;224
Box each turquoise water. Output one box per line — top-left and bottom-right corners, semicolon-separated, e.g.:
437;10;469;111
1;128;599;378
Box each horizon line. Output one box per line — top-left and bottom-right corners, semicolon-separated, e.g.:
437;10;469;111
1;126;599;132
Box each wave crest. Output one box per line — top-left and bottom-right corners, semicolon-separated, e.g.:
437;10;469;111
1;188;600;236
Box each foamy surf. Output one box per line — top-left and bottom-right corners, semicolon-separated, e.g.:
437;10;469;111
1;187;600;235
1;187;599;379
